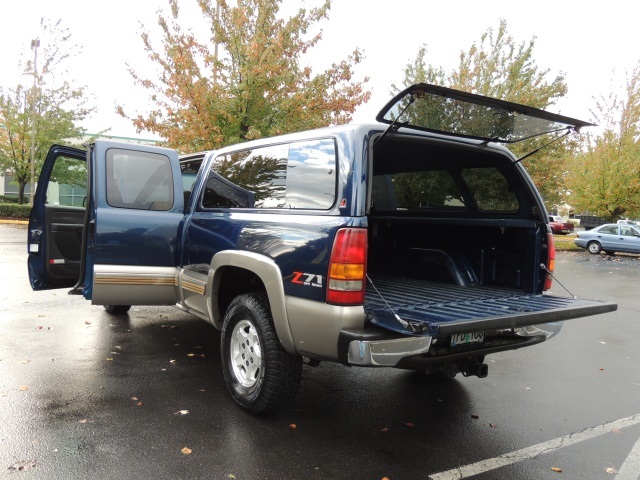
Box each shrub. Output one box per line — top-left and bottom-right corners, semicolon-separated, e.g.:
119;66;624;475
0;195;20;203
0;203;31;218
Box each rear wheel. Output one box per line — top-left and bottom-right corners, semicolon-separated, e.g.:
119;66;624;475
587;241;602;254
221;293;302;414
104;305;131;314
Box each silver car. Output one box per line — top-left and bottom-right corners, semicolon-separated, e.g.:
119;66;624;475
574;223;640;254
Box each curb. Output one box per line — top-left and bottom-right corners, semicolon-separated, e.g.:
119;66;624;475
0;219;28;225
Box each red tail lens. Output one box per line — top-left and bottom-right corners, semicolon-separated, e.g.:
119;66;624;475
326;228;367;305
544;232;556;291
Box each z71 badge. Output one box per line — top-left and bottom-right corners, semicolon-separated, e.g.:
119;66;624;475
291;272;323;288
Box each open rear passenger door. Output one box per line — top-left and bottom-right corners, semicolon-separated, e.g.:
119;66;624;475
28;145;87;290
28;141;185;307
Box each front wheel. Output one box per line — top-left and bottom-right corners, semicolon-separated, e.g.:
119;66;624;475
221;293;302;414
587;241;602;254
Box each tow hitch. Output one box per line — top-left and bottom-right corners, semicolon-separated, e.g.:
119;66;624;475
445;357;488;378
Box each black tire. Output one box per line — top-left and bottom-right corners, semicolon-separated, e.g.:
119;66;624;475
587;241;602;254
221;293;302;414
604;250;616;255
104;305;131;314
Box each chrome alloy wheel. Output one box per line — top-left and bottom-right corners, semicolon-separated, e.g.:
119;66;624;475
230;319;262;388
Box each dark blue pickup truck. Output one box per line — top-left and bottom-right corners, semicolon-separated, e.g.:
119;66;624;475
27;84;616;413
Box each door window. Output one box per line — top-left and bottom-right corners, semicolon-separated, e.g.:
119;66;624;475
105;149;174;210
46;156;87;206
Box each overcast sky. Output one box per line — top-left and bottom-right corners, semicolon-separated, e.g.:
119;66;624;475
1;0;638;140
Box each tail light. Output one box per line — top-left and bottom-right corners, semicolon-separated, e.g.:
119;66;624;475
326;228;367;305
543;232;556;291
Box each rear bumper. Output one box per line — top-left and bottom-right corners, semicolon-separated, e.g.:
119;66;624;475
338;326;548;367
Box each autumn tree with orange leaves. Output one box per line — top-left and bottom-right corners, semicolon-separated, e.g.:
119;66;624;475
118;0;370;151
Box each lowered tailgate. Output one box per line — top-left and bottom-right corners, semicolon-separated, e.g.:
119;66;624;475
364;274;617;337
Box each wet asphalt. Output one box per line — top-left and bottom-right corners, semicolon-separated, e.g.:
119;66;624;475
1;223;639;480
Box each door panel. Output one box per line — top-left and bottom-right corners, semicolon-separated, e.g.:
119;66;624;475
45;206;85;279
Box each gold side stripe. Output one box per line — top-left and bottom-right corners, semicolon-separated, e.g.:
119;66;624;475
95;275;176;286
180;278;207;295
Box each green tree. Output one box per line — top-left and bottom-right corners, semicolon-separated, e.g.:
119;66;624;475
0;19;92;204
394;20;575;210
120;0;370;151
567;62;640;220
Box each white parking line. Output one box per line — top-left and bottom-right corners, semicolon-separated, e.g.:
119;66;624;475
616;432;640;480
429;413;640;480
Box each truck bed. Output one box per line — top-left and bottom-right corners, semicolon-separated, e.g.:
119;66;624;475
364;274;617;336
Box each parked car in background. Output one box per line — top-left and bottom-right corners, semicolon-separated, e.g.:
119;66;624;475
548;215;575;235
574;223;640;254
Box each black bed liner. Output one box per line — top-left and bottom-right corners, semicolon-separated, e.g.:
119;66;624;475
364;274;617;336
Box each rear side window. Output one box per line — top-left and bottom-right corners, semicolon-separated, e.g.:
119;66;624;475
461;167;519;213
598;225;618;235
106;149;174;211
204;138;336;210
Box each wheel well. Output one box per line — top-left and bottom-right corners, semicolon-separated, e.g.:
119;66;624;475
216;266;267;320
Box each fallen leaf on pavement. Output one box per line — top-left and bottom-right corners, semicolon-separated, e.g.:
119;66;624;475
8;461;36;471
19;385;29;391
381;427;389;432
289;423;297;429
604;467;618;474
106;358;113;361
181;447;192;455
551;466;563;473
131;396;138;401
470;414;480;419
175;410;189;415
187;353;195;357
403;422;416;427
489;423;497;428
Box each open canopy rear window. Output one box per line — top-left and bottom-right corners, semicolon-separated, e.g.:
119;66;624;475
376;83;594;143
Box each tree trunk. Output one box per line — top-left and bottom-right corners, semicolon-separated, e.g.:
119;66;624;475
18;183;26;205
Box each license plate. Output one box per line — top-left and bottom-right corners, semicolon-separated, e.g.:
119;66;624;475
451;332;484;347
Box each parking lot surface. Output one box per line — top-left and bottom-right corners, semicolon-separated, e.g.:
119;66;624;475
1;223;639;479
